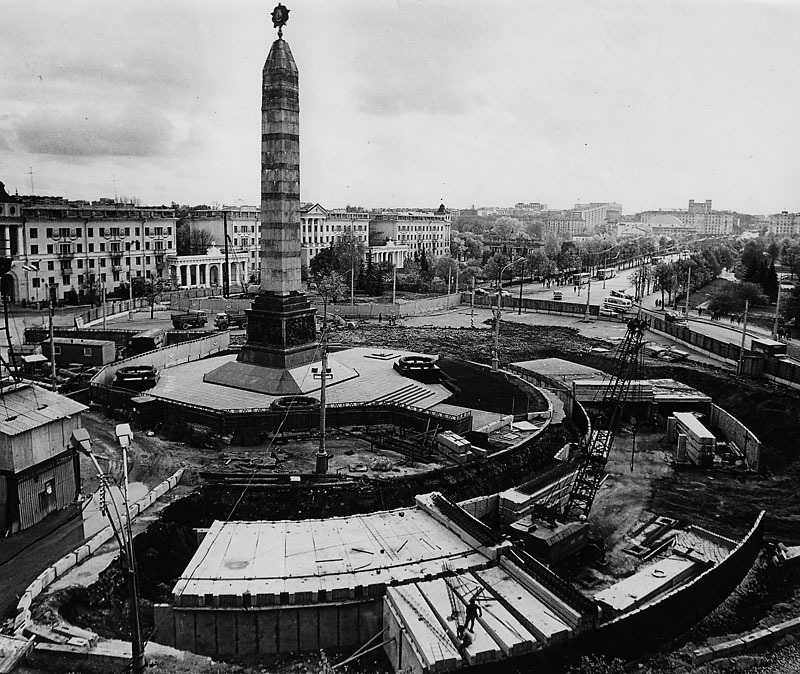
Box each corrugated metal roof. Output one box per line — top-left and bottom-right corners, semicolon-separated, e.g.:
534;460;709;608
0;384;87;436
50;337;114;346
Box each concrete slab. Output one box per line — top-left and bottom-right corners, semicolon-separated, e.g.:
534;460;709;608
149;347;452;411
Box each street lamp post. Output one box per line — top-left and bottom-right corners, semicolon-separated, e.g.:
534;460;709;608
492;259;523;373
69;427;146;674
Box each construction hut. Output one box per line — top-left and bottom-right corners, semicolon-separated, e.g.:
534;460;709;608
41;337;116;367
0;384;87;534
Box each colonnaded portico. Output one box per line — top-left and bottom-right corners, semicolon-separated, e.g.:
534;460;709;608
168;244;252;288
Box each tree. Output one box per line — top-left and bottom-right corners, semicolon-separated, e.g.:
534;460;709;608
434;256;459;290
133;277;170;318
652;262;673;307
188;228;214;255
526;249;552;280
418;250;431;280
708;280;767;314
316;271;346;304
762;261;779;302
785;285;800;328
491;216;522;239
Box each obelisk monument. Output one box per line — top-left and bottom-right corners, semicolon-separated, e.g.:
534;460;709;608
205;4;318;393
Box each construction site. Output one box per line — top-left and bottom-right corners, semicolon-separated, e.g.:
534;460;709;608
4;5;800;674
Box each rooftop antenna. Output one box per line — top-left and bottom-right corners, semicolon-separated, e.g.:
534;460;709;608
27;167;34;195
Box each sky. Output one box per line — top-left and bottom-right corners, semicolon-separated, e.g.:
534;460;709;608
0;0;798;214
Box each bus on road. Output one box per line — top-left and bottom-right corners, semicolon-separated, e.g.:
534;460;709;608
596;267;616;280
571;272;592;286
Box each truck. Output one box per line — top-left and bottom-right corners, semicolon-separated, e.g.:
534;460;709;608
214;311;248;330
171;309;208;330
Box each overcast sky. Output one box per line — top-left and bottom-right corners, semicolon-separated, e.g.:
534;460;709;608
0;0;798;214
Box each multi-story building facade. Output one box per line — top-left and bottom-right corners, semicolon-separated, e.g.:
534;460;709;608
768;211;800;236
640;200;736;236
369;206;451;263
300;204;370;266
300;204;449;270
4;185;177;304
572;202;623;229
543;215;586;238
176;206;260;287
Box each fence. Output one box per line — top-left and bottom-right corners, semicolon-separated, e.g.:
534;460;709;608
89;330;231;387
763;356;800;389
323;292;463;319
709;404;760;471
469;293;600;318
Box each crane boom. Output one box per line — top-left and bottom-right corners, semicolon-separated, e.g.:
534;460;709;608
565;316;647;520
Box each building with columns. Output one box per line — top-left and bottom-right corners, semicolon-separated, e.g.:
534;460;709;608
0;183;176;304
167;244;251;289
300;203;449;270
184;206;260;280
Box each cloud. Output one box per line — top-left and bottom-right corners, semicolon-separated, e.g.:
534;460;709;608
16;105;174;158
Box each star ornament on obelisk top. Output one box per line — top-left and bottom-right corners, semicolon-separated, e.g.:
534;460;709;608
271;3;290;38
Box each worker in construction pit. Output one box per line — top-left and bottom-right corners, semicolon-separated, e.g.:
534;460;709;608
464;596;482;632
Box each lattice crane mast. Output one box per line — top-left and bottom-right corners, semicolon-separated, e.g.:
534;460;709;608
564;316;647;521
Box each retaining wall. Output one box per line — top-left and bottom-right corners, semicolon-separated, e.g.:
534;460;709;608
710;404;761;472
553;511;765;664
153;599;383;656
14;469;185;637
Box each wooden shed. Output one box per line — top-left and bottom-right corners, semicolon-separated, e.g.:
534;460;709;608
41;337;116;367
0;384;87;534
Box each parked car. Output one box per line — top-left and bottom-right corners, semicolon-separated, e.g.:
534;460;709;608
553;291;563;300
664;310;688;325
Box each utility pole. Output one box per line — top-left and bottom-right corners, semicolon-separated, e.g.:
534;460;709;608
128;269;134;321
583;275;592;322
313;299;333;474
684;264;692;317
392;265;396;305
737;300;749;375
773;282;783;340
518;259;524;315
101;287;107;329
48;288;56;384
223;210;230;298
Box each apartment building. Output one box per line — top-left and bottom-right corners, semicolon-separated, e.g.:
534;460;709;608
640;200;736;236
300;204;370;265
300;203;449;269
768;211;800;236
572;202;623;229
3;185;176;304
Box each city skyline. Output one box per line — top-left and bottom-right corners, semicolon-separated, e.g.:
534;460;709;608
1;0;798;215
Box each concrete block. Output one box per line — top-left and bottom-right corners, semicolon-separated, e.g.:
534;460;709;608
74;545;91;563
194;611;217;655
17;591;33;612
174;611;196;653
215;611;237;655
722;638;746;656
317;605;339;650
40;567;57;589
256;610;279;654
297;607;319;652
236;612;257;656
278;609;299;653
53;553;77;578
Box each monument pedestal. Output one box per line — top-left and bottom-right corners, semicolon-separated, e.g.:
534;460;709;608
203;291;320;394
